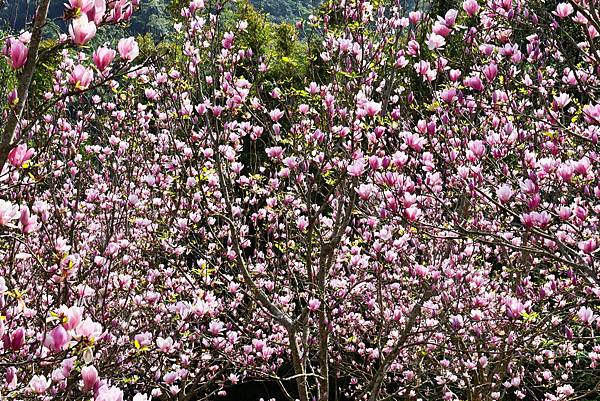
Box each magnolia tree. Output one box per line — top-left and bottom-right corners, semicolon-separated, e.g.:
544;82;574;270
0;0;599;400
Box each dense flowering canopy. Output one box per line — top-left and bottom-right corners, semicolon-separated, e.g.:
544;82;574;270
0;0;599;400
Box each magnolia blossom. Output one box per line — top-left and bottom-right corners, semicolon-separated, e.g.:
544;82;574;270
554;3;574;18
29;375;50;394
45;325;69;351
93;46;116;71
577;306;595;325
68;0;95;13
81;365;99;391
7;143;34;168
75;318;103;340
463;0;480;16
60;305;83;330
362;100;382;117
96;385;124;401
308;299;321;311
69;14;97;45
496;184;514;203
69;65;94;90
118;37;139;61
426;32;446;50
0;1;599;399
19;205;39;234
578;238;598;255
0;200;19;226
87;0;107;24
583;104;600;124
347;159;366;177
4;38;28;69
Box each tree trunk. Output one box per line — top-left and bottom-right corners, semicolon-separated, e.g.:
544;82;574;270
0;0;51;171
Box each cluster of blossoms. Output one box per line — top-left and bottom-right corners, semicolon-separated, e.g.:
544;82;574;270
0;0;599;400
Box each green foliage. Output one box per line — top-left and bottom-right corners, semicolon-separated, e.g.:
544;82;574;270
130;0;173;38
251;0;315;23
223;0;309;91
29;38;62;103
229;0;273;56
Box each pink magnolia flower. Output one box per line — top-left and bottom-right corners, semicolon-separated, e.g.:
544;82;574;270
347;159;366;177
483;62;498;82
96;385;124;401
296;216;308;231
577;306;595;325
404;132;425;152
5;367;17;389
109;0;133;23
356;183;374;200
81;365;99;391
60;305;83;330
496;184;514;203
86;0;107;24
93;46;116;71
156;336;174;353
554;3;574;18
69;14;97;45
440;88;457;103
415;60;431;76
578;238;598;255
45;325;69;351
444;9;458;27
465;75;484;91
468;140;486;158
407;40;420;56
269;108;284;122
506;298;526;318
7;143;34;168
4;38;28;69
29;375;50;394
163;372;178;384
589;25;599;39
308;299;321;311
0;200;20;226
19;205;39;234
7;327;25;350
75;318;103;340
362;100;382;117
222;32;234;49
408;11;421;24
208;320;223;336
405;206;422;221
450;315;464;330
554;93;571;108
583;104;600;124
557;385;575;397
557;206;571;220
7;88;18;105
449;69;461;81
463;0;480;16
306;81;319;95
265;146;284;160
432;21;451;37
189;0;205;13
67;0;95;13
426;32;446;50
118;37;139;61
69;65;94;90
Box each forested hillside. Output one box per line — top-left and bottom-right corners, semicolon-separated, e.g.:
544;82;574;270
0;0;318;34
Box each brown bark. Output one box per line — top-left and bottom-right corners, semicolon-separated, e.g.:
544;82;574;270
0;0;51;171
